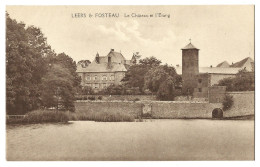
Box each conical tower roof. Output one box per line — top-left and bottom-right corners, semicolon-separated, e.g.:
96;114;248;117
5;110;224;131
182;43;199;50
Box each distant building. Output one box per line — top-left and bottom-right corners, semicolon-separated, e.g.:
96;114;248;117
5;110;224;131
177;42;254;102
230;57;254;71
216;61;230;68
76;49;135;92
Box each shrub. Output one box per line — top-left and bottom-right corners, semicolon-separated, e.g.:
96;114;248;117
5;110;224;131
81;86;94;95
222;94;234;111
7;110;69;124
66;111;135;122
217;69;254;91
88;96;95;100
133;98;140;102
97;96;103;100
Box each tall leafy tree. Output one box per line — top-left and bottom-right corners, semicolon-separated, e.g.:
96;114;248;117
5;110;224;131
144;65;181;101
122;56;162;92
47;53;81;88
6;13;34;114
6;13;78;114
41;64;75;111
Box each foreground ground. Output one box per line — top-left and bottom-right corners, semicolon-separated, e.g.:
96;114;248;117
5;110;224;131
6;119;254;160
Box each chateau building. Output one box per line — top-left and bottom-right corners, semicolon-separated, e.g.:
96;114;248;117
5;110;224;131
76;49;135;92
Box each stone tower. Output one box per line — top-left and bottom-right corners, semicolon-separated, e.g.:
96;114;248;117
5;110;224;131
181;42;199;95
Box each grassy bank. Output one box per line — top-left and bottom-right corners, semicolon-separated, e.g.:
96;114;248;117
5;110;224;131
66;111;135;122
7;110;135;124
6;110;69;124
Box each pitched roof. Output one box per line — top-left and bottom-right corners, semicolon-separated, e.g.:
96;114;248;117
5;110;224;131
99;56;107;63
216;61;230;67
175;66;241;75
199;67;241;74
182;43;199;50
107;51;126;64
230;57;254;68
77;61;127;73
76;49;129;73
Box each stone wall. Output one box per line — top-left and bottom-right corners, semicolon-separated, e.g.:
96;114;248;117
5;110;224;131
75;91;254;119
75;101;222;119
224;91;254;117
150;101;221;119
75;101;142;117
193;73;210;98
209;86;226;103
76;95;157;101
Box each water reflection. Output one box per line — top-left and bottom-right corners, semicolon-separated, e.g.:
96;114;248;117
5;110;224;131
6;120;254;161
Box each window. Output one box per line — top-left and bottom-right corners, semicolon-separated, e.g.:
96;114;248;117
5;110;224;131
198;88;202;92
110;75;115;81
102;75;107;80
198;79;202;83
94;83;99;89
103;83;106;88
217;98;220;102
86;75;91;81
94;75;98;80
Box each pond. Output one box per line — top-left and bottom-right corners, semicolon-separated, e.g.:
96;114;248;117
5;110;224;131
6;119;254;160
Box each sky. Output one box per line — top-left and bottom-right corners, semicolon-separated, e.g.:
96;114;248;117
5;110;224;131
6;5;254;67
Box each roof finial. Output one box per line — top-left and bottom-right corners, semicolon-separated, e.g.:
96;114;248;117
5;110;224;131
189;38;191;43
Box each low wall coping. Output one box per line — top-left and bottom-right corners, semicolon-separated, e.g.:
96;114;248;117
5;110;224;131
226;91;254;94
75;100;215;104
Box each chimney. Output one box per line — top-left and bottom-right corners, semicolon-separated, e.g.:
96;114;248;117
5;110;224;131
210;65;212;68
108;55;111;67
95;52;99;63
111;49;114;52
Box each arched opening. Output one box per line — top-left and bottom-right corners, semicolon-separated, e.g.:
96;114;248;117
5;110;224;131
212;108;223;119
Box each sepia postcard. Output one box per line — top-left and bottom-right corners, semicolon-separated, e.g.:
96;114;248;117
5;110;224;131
3;4;256;165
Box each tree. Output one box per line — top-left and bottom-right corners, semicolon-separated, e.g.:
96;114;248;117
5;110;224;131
144;65;181;101
77;60;91;67
41;64;75;111
6;13;50;114
47;52;81;88
6;13;78;114
222;94;234;111
122;56;162;92
217;69;254;91
103;84;125;95
139;56;161;66
82;86;94;95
